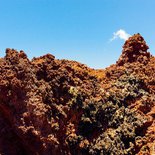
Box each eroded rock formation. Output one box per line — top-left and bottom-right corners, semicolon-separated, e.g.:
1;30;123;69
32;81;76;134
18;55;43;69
0;34;154;155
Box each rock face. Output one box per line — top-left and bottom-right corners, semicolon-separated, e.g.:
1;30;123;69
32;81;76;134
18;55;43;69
0;34;154;155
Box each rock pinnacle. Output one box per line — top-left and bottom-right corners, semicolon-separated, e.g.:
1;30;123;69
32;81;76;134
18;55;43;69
117;33;151;66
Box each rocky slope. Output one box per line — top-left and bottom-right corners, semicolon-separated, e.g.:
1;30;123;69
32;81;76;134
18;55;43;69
0;34;154;155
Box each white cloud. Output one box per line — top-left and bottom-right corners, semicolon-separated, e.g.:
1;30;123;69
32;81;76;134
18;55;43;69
110;29;131;41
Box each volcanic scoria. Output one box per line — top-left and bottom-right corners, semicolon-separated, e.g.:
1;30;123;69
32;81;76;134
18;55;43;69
0;34;154;155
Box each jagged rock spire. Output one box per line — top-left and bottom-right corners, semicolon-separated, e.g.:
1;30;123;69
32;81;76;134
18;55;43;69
117;33;151;66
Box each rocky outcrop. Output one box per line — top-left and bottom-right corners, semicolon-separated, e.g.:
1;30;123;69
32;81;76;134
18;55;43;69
117;33;151;66
0;34;154;155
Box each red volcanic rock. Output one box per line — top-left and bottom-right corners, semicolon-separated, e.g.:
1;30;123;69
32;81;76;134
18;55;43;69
117;33;151;66
0;35;154;155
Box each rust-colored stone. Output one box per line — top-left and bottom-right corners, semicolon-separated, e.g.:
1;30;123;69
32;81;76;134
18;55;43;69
117;33;151;66
0;34;154;155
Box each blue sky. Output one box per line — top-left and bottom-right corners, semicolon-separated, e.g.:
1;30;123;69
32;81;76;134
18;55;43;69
0;0;155;68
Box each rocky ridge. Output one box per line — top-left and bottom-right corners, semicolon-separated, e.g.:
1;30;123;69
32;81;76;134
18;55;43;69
0;34;154;155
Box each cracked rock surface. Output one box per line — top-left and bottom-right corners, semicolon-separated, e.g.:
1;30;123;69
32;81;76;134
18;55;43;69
0;34;154;155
